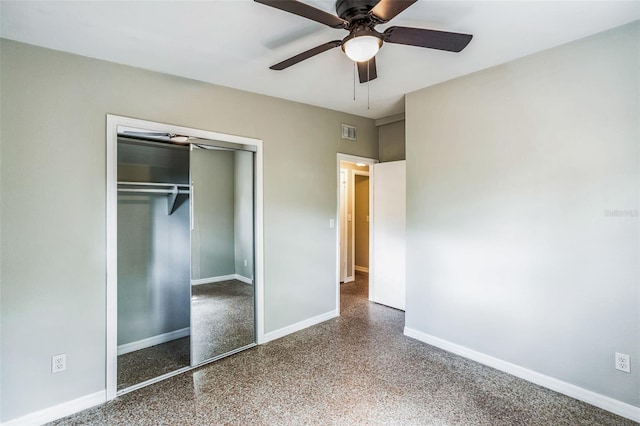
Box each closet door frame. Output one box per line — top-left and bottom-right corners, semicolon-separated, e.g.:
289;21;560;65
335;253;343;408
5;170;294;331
106;114;264;401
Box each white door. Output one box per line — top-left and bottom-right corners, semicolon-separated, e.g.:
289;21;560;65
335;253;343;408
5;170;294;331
339;169;348;282
371;161;406;310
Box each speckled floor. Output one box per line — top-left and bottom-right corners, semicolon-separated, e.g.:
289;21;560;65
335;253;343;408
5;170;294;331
117;337;191;390
191;280;254;364
50;272;634;425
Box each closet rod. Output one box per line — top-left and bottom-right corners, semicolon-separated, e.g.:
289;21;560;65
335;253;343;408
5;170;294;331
118;181;189;188
117;188;190;194
117;181;190;215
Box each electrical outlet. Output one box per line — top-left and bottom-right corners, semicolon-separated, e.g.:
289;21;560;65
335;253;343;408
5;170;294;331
52;353;66;373
615;352;630;373
244;259;248;267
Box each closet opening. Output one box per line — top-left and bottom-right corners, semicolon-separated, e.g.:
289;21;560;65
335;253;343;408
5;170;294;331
106;115;264;400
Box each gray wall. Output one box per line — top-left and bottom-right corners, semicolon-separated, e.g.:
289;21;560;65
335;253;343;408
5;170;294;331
405;22;639;407
0;39;377;422
191;147;236;280
378;120;405;162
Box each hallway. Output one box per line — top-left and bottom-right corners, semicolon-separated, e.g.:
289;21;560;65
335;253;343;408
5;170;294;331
51;272;631;425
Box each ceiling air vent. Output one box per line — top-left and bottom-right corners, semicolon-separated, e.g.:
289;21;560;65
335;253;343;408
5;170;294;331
341;124;357;141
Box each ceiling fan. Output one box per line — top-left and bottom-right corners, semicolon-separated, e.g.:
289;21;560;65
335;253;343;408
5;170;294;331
255;0;473;83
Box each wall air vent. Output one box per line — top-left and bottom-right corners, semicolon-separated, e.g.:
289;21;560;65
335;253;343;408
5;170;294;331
341;124;357;141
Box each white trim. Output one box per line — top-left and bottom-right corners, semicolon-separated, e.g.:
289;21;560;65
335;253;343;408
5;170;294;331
112;117;261;148
235;275;253;285
403;327;640;423
191;275;235;285
339;168;349;283
191;274;253;286
106;114;265;399
338;154;377;165
105;115;118;401
354;266;369;273
117;327;190;356
254;136;265;345
1;391;106;426
262;310;338;344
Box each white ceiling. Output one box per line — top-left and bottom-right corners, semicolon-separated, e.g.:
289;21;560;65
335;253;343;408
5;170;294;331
1;1;638;119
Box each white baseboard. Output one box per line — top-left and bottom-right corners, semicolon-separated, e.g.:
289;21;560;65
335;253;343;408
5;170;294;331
117;327;190;356
342;275;355;283
262;310;338;344
354;266;369;273
191;274;253;286
191;274;235;285
1;390;105;426
235;274;253;285
403;327;640;422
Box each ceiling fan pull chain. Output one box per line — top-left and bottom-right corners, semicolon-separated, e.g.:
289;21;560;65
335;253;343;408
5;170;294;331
353;61;356;101
367;60;370;110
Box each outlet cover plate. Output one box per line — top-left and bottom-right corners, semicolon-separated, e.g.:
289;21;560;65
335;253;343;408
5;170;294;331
52;353;66;373
615;352;630;373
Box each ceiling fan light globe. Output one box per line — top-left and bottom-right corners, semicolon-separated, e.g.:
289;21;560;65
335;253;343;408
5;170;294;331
344;35;380;62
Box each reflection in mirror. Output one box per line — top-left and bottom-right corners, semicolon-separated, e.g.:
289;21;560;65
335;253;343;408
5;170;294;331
116;134;191;390
190;146;255;365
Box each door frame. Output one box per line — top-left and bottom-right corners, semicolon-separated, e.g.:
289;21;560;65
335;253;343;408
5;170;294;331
339;169;348;282
336;154;377;313
106;114;264;400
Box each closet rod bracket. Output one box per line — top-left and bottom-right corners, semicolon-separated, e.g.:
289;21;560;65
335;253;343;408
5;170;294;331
168;185;179;215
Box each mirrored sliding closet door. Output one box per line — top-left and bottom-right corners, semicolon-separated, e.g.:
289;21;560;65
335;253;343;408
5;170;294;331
115;128;255;392
190;146;255;365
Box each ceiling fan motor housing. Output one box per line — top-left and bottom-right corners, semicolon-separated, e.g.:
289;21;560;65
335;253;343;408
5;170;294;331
337;0;384;58
341;26;383;56
336;0;379;24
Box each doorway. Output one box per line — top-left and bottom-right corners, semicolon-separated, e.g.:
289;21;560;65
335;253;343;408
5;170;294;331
106;115;265;400
336;154;376;312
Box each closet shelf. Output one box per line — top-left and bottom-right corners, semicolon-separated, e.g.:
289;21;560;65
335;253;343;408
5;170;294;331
117;181;190;215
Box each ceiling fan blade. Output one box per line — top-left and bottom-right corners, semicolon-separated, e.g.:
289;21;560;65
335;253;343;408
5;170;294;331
357;57;378;83
270;40;342;70
254;0;347;29
384;26;473;52
369;0;417;23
